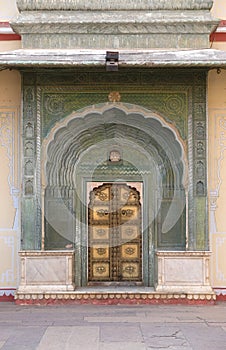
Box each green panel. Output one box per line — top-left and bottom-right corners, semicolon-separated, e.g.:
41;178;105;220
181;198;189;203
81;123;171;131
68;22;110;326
157;197;186;249
44;221;73;250
122;92;187;137
195;197;207;250
22;199;36;250
44;196;74;249
41;90;188;139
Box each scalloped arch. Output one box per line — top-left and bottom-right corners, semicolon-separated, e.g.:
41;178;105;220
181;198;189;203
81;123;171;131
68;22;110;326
42;103;187;189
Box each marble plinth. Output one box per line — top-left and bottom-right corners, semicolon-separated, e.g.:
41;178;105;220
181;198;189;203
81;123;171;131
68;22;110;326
17;250;75;293
155;251;214;294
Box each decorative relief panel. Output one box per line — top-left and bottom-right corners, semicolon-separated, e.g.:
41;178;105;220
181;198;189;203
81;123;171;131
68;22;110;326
32;69;195;141
22;83;39;249
41;89;188;139
194;121;206;196
192;73;207;196
23;86;36;198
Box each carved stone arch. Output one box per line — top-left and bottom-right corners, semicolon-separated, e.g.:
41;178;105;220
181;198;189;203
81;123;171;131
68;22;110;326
42;104;187;189
42;104;187;260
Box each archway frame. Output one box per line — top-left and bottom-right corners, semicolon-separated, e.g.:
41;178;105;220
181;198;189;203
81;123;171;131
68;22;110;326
40;103;188;286
41;103;188;188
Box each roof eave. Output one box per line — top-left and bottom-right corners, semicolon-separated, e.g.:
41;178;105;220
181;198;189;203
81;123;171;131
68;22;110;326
0;49;226;69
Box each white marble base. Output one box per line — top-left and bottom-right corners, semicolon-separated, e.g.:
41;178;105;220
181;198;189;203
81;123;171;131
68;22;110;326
155;251;214;294
17;250;75;293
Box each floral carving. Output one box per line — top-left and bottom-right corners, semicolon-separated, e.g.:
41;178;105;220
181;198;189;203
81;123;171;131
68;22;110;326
108;91;121;102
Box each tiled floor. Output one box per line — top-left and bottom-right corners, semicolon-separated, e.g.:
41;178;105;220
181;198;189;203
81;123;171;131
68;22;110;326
0;302;226;349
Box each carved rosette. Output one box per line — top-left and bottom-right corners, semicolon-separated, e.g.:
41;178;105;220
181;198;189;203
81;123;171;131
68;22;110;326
108;91;121;103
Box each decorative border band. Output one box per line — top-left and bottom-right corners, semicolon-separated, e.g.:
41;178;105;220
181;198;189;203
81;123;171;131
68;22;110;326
14;291;216;305
0;289;16;302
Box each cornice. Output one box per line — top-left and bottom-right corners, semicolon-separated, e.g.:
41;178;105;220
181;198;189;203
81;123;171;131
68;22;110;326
11;11;218;35
16;0;213;11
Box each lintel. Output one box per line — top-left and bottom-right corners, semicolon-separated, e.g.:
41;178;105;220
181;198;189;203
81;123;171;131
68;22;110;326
0;49;226;68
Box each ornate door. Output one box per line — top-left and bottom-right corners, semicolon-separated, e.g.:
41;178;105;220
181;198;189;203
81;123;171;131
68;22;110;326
88;183;142;283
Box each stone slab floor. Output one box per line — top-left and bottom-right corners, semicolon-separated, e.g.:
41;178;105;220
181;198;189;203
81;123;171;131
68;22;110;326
0;302;226;349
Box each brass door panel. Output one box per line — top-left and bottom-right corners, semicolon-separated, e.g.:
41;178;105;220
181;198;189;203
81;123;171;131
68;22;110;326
88;183;142;282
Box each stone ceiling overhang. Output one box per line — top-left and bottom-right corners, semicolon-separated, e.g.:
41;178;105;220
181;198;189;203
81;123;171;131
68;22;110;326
0;49;226;68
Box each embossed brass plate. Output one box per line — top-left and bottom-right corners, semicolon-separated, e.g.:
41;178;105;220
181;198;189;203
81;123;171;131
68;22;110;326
88;183;142;282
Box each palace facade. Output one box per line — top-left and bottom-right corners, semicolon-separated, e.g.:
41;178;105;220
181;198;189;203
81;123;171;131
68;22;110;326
0;0;226;304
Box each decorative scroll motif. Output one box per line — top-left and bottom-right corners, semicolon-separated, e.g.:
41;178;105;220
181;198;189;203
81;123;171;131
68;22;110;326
88;183;142;282
165;95;184;114
44;95;65;116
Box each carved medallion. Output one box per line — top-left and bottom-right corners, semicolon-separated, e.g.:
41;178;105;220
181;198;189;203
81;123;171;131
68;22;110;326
108;91;121;102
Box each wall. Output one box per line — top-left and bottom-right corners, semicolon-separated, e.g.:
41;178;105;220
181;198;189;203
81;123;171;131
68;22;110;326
0;0;21;300
0;0;18;21
209;1;226;291
0;69;21;299
208;67;226;290
211;0;226;19
0;0;226;298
